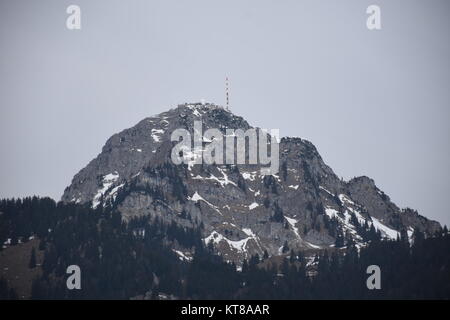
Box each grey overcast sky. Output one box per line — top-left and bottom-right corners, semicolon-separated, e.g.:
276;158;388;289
0;0;449;226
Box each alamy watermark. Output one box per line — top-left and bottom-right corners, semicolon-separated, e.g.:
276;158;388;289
367;5;381;30
366;265;381;290
66;5;81;30
170;120;280;175
66;265;81;290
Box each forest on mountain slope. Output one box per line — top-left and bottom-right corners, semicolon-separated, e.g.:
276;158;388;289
0;197;449;299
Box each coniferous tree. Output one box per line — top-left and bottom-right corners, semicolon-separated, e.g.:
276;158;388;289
412;228;425;244
241;259;249;274
237;177;246;193
263;197;270;208
29;247;37;269
271;202;284;223
0;278;9;299
335;229;345;248
289;249;296;263
282;240;289;253
281;161;288;181
400;228;409;244
38;238;46;251
249;254;260;267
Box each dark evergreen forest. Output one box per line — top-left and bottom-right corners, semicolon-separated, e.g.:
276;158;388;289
0;197;449;299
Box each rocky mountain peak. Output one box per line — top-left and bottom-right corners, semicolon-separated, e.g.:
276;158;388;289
62;103;441;264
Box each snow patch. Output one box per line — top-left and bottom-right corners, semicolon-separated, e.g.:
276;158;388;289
107;183;125;202
193;109;202;117
248;202;259;210
151;129;165;142
192;168;237;187
173;249;192;262
181;146;203;170
242;171;257;181
319;186;335;197
204;231;250;253
285;216;301;239
92;172;119;208
188;192;223;215
305;242;321;249
371;217;399;240
338;194;356;206
325;207;339;219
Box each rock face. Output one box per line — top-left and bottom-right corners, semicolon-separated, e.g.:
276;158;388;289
62;103;441;264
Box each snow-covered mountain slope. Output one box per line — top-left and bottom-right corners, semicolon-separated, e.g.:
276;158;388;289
62;103;441;263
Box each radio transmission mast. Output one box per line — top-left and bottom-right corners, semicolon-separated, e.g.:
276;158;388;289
225;77;230;111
